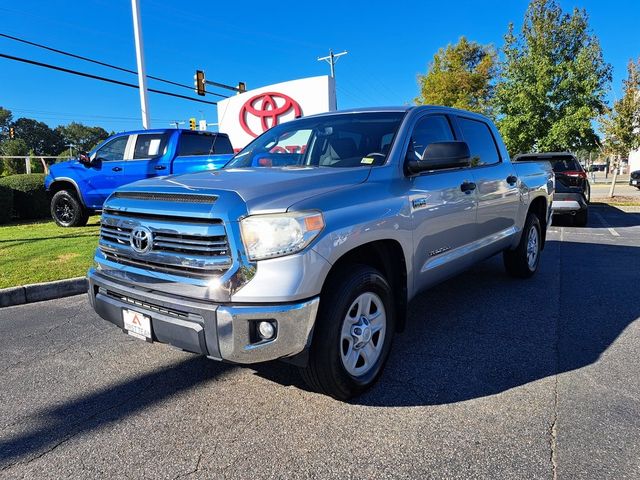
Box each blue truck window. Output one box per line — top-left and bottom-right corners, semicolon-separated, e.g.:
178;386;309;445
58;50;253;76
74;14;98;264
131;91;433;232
134;134;169;159
178;134;220;156
96;136;128;161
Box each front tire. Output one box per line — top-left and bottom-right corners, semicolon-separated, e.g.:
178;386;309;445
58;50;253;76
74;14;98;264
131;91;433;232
299;264;395;400
504;212;542;278
51;190;89;227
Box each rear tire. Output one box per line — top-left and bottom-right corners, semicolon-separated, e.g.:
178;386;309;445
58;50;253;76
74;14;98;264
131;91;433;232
573;208;588;227
51;190;89;227
504;212;541;278
299;264;395;400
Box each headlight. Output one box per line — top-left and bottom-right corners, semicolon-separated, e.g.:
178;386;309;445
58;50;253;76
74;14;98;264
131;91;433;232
240;211;324;261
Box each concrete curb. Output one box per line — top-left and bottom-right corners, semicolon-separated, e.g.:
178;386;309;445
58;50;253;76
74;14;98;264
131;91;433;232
0;277;87;308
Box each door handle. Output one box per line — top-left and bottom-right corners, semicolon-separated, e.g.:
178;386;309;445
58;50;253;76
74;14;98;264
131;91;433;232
460;181;476;193
506;175;518;185
155;165;167;170
112;166;122;172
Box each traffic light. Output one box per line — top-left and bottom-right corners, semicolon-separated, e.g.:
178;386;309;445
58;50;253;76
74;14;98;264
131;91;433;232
194;70;206;96
237;81;246;93
9;127;14;139
189;118;196;130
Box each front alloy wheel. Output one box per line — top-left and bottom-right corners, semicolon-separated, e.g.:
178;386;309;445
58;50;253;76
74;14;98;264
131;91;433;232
340;292;386;377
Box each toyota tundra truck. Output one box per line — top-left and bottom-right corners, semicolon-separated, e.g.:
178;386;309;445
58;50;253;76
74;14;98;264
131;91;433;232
88;107;554;400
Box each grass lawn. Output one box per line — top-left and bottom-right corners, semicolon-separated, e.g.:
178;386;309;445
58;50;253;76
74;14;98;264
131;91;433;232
0;216;101;289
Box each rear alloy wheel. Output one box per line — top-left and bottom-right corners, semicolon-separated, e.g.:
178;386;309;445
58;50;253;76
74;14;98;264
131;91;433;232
504;212;542;278
299;264;395;400
51;190;89;227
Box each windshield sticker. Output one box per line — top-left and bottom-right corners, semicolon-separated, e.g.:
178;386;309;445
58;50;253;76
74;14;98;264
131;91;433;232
361;157;374;164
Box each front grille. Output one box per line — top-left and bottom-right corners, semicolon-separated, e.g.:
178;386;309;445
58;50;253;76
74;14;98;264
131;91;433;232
105;289;191;319
112;192;217;203
98;210;233;278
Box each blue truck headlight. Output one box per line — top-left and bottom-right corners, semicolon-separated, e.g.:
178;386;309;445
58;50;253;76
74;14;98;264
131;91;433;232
240;212;324;261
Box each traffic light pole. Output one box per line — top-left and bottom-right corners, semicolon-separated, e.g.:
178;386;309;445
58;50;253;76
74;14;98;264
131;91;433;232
131;0;151;129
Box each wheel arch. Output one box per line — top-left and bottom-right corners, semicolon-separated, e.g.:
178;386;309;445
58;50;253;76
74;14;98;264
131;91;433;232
48;178;86;207
528;195;548;250
322;239;409;332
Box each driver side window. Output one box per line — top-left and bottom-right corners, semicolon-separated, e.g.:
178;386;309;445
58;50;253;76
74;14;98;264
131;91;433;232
410;115;454;160
95;136;129;162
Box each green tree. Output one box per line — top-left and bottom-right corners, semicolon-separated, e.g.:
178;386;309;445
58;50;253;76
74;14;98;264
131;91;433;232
416;36;497;116
55;122;109;153
0;138;29;175
11;117;65;155
494;0;611;155
600;58;640;158
0;107;12;135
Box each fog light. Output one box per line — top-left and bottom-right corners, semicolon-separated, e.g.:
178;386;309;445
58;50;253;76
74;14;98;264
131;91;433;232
258;321;275;340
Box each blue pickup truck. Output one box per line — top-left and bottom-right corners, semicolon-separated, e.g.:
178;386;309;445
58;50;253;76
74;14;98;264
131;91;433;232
45;129;234;227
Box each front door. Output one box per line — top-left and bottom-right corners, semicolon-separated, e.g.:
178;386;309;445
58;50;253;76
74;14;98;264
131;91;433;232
84;135;130;207
406;114;479;292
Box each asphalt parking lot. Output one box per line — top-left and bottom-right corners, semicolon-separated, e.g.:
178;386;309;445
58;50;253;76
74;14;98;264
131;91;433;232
1;205;639;479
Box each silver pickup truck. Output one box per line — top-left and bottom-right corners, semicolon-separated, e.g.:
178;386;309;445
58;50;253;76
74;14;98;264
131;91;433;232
88;106;553;400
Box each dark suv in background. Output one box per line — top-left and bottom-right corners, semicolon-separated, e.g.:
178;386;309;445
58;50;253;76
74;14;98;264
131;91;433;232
515;152;589;226
630;169;640;189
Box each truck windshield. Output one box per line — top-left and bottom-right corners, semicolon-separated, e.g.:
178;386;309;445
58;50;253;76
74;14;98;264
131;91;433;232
226;112;406;169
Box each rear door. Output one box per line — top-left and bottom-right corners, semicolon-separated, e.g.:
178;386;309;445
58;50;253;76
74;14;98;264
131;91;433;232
125;132;171;183
407;114;479;291
455;116;520;257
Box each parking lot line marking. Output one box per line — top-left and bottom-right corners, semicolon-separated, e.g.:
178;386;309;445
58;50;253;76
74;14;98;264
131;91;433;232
594;211;620;237
560;227;564;242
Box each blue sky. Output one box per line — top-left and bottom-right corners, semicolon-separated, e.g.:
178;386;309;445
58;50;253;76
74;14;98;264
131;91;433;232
1;0;638;133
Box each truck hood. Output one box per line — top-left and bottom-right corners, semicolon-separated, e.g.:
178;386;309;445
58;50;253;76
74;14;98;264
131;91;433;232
118;166;371;214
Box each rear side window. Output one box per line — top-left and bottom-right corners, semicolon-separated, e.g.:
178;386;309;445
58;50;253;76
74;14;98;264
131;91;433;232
458;117;500;167
178;134;231;156
410;115;455;159
133;133;169;159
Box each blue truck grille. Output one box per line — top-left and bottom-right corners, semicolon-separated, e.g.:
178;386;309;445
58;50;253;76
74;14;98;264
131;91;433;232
98;211;232;278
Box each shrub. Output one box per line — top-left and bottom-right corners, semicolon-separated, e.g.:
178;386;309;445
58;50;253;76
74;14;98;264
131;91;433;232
2;158;26;175
0;184;12;224
0;174;49;220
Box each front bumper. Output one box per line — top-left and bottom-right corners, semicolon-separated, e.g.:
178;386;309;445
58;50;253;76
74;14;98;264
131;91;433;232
88;269;319;364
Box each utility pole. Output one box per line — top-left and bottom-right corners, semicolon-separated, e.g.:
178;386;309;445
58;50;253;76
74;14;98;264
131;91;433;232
317;49;348;79
131;0;151;129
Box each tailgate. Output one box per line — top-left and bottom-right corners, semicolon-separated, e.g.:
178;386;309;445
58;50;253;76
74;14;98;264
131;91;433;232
514;153;587;194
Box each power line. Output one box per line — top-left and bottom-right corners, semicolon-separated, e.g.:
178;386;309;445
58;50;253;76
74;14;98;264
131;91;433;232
0;32;229;99
0;52;218;106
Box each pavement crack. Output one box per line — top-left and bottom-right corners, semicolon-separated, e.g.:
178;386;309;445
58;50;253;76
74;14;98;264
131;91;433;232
172;452;204;480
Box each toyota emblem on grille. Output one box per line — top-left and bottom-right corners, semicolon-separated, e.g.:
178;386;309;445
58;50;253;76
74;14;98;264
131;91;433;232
130;226;152;254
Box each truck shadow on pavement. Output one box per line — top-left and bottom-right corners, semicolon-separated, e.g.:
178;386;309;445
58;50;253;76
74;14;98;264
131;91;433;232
0;356;233;468
552;204;640;228
351;239;640;407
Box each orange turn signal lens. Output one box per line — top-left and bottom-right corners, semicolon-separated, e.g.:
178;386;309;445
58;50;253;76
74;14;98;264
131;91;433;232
304;214;324;231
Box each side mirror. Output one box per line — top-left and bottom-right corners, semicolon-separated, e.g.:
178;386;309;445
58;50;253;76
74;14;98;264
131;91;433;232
78;152;92;166
406;141;471;174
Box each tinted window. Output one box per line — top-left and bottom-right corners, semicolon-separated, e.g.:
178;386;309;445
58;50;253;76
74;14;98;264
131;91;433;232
551;158;581;173
458;117;500;166
410;115;454;159
95;136;128;162
133;133;169;159
178;133;229;156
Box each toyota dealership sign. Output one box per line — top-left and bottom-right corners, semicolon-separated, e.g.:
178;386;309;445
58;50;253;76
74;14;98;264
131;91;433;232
217;75;336;149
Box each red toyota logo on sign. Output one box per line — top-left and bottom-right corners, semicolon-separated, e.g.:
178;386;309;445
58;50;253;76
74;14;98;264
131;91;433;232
239;92;302;138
